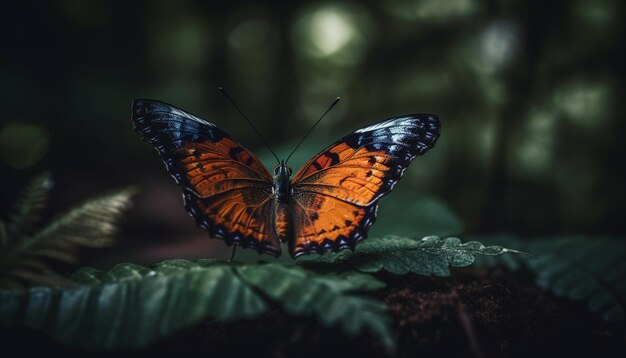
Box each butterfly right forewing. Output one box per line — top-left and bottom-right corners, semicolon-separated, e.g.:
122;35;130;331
289;114;440;257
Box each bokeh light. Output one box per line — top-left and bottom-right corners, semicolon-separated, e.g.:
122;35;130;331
383;0;481;21
467;20;520;75
291;3;374;66
575;0;616;27
552;80;611;128
0;122;50;169
511;109;557;177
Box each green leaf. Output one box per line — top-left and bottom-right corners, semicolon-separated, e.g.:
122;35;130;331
1;261;393;350
237;263;393;349
472;235;626;323
298;235;526;276
1;260;267;349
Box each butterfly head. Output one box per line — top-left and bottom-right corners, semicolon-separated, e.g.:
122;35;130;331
273;160;292;178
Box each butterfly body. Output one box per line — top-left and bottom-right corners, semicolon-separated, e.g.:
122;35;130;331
272;160;293;204
132;99;440;258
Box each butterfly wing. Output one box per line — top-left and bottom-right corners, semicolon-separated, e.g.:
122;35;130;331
132;99;281;256
290;114;440;257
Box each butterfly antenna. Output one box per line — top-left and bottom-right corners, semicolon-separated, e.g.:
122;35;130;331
218;86;280;164
285;97;341;163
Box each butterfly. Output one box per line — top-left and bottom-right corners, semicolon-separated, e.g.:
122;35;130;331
131;99;440;258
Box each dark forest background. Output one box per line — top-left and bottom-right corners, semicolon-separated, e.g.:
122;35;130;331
1;0;624;266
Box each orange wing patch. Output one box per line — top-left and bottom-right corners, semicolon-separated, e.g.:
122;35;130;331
289;191;376;256
293;147;391;206
184;188;281;256
293;142;354;180
180;138;271;198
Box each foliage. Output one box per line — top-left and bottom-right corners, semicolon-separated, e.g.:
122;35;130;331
298;235;526;276
0;223;524;351
0;173;135;289
473;235;626;323
0;181;526;351
0;260;391;350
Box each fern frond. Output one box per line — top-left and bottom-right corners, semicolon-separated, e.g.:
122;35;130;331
0;260;393;350
32;189;135;248
0;184;135;288
8;172;53;237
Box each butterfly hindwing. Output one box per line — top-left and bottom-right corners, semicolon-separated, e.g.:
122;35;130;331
183;188;280;256
289;114;440;257
132;99;281;256
289;191;376;256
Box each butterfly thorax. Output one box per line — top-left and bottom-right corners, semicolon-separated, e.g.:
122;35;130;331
273;161;293;242
273;160;293;204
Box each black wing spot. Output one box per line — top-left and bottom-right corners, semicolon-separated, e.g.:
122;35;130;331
312;161;322;170
325;151;340;165
353;211;360;217
344;220;353;227
229;146;244;159
310;212;319;221
368;156;377;164
192;149;202;157
245;157;255;166
365;170;373;177
196;162;204;169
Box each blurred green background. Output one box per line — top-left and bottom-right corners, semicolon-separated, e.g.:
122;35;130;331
1;0;624;265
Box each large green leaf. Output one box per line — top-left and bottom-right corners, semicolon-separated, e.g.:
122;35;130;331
298;235;526;276
0;260;267;349
237;263;393;349
0;260;393;350
473;235;626;323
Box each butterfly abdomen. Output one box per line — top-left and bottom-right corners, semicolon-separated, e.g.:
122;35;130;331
274;203;292;242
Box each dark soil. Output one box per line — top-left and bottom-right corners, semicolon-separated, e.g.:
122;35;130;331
4;266;625;357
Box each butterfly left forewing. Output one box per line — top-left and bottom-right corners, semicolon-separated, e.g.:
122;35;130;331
132;99;281;256
289;114;440;257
